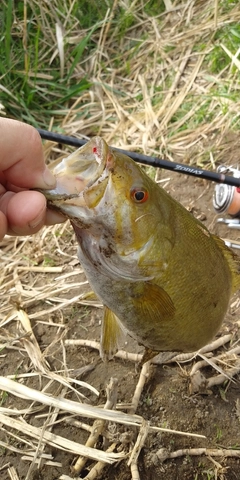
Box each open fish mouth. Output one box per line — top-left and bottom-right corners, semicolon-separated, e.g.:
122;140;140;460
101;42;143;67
41;137;110;203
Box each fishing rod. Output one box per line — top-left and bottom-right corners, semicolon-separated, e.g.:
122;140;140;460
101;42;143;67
37;128;240;188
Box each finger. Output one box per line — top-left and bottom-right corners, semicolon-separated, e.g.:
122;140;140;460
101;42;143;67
45;208;66;226
0;211;8;241
3;191;47;235
0;118;55;189
1;191;65;236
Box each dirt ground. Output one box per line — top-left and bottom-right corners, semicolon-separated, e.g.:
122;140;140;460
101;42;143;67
0;138;240;480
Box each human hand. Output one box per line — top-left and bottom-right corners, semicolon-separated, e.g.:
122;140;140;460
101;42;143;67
0;118;65;240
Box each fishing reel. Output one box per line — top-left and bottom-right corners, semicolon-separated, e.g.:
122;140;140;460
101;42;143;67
213;165;240;222
213;165;240;249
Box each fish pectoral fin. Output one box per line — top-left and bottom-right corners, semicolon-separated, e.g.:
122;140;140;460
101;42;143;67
100;306;125;361
131;282;175;323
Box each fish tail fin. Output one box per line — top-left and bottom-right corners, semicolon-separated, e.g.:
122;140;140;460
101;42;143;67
213;235;240;292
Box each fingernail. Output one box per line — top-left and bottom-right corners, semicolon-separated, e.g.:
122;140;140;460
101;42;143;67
28;210;45;229
42;167;56;188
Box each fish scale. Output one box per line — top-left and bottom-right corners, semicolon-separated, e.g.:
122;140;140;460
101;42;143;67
40;137;240;363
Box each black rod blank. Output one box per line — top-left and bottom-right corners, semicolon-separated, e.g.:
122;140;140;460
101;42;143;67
37;128;240;188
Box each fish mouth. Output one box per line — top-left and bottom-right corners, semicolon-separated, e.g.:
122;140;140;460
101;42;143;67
43;137;108;199
40;137;114;215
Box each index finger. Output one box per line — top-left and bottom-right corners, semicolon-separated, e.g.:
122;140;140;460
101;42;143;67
0;118;56;189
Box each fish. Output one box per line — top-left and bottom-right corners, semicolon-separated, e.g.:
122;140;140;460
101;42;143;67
42;137;240;363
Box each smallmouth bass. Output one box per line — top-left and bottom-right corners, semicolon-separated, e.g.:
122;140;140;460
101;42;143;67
42;137;240;362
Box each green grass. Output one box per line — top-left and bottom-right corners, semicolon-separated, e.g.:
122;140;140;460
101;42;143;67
72;0;109;29
0;1;102;126
206;23;240;73
143;0;166;16
220;0;240;12
170;87;240;134
0;0;141;126
43;255;56;267
214;424;223;442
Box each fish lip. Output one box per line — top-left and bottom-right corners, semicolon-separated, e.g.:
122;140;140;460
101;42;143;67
37;137;116;220
39;137;111;202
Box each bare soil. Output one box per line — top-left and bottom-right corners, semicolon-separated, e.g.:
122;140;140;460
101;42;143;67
0;141;240;480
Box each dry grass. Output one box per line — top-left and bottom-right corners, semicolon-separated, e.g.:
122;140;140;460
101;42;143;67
0;221;219;479
0;225;239;478
1;0;240;165
1;1;240;479
50;1;240;167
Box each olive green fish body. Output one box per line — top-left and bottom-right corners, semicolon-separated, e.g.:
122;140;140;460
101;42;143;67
73;183;233;353
43;137;240;359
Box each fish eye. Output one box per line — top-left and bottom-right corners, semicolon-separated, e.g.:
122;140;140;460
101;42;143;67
130;187;149;203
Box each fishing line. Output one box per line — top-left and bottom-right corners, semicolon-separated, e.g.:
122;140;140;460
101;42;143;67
37;128;240;188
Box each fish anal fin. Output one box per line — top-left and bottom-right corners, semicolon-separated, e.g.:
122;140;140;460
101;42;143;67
100;306;125;361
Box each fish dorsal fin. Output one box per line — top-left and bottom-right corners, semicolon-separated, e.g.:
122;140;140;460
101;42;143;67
131;282;175;323
100;306;126;361
212;234;240;292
